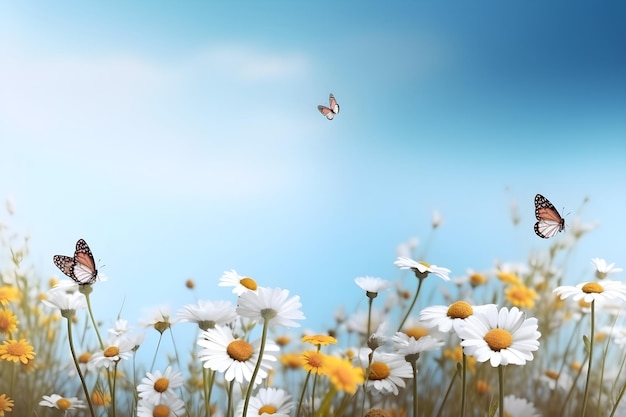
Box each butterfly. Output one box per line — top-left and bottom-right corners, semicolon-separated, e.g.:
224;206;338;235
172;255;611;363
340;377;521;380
53;239;98;284
534;194;565;239
317;93;340;120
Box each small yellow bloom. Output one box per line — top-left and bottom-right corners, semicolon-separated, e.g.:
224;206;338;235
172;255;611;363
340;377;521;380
505;285;538;308
0;393;14;416
0;286;19;307
91;390;111;407
275;335;291;347
301;350;330;375
325;356;364;394
0;310;18;336
0;338;36;364
302;334;338;347
443;346;476;373
476;379;491;395
497;271;522;285
279;353;303;369
469;272;487;287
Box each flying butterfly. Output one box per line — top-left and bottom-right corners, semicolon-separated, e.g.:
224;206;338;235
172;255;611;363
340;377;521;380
534;194;565;239
317;93;340;120
53;239;98;284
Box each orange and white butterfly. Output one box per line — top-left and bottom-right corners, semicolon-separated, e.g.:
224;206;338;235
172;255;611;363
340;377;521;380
53;239;98;284
317;93;340;120
534;194;565;239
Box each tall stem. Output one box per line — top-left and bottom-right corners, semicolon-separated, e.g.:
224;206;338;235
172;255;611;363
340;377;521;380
67;317;96;417
581;300;595;417
398;277;424;332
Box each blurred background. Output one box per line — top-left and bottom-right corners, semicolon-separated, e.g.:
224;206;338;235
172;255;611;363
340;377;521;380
1;1;625;347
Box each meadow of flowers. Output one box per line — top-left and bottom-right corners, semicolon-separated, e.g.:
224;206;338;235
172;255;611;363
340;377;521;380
1;198;625;417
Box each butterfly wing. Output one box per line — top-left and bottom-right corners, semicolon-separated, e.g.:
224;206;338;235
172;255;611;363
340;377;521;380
73;239;98;284
328;93;340;114
53;255;76;278
318;93;339;120
318;105;336;120
534;194;565;239
53;239;98;284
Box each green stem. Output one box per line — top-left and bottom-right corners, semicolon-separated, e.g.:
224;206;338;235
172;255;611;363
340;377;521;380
435;366;459;417
66;317;96;417
461;353;467;417
296;371;312;417
397;277;424;332
411;360;419;417
242;318;270;417
81;287;104;349
498;365;504;417
581;300;595;417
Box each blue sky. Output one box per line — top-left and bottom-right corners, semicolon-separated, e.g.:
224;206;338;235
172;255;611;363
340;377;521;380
1;1;625;347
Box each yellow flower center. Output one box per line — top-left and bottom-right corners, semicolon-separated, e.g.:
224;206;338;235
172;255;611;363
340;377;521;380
368;361;390;380
104;346;120;358
484;329;513;351
259;405;277;414
240;277;257;290
581;282;603;294
154;377;169;393
226;340;254;361
153;404;171;417
447;301;473;319
469;273;487;286
79;352;92;363
56;398;72;411
475;380;490;394
504;412;512;417
404;326;429;340
578;299;592;309
418;261;431;268
545;370;559;380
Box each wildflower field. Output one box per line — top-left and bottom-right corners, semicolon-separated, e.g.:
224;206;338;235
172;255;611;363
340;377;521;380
0;200;625;417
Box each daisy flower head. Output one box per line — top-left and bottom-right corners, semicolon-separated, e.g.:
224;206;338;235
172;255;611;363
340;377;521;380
496;395;540;417
0;338;35;364
355;276;392;297
177;299;237;331
108;319;131;337
345;308;386;337
392;332;444;358
140;305;177;334
325;356;365;394
0;394;14;416
236;286;305;328
302;334;338;348
137;366;184;405
219;269;257;295
419;302;495;334
591;258;623;280
394;257;451;281
236;387;294;417
41;287;87;318
90;336;135;369
197;325;279;386
368;321;389;350
136;397;185;417
0;285;19;307
455;305;541;367
356;348;413;396
553;280;626;304
39;394;86;413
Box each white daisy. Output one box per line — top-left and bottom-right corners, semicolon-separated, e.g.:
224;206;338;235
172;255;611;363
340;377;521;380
355;348;413;396
394;257;451;281
591;258;623;279
197;325;278;386
218;269;257;295
89;336;136;369
391;332;444;357
419;302;495;334
108;319;131;337
177;299;237;330
39;394;86;413
236;387;294;417
455;305;541;367
553;280;626;304
344;308;386;337
496;395;540;417
355;276;392;295
236;286;305;328
137;366;184;405
140;305;177;334
136;397;185;417
41;288;87;316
